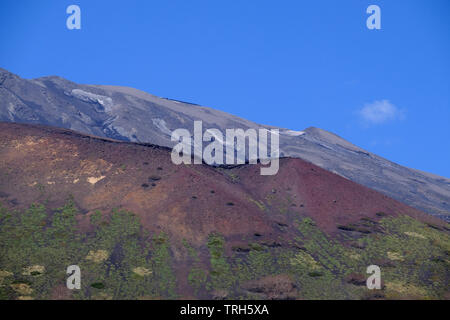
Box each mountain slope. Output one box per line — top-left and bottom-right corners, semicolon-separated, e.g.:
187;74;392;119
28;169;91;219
0;67;449;220
0;122;448;300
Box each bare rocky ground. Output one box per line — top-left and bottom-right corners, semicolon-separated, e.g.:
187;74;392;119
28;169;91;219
1;68;448;220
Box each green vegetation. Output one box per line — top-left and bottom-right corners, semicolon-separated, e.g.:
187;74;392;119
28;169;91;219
202;215;449;299
90;282;105;289
183;239;207;294
206;233;233;290
0;200;448;300
0;201;177;300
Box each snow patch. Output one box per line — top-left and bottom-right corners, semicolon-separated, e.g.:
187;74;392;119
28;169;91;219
71;89;113;112
7;103;15;120
152;118;172;136
281;130;305;137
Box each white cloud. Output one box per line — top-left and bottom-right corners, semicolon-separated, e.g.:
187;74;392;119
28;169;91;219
358;100;405;125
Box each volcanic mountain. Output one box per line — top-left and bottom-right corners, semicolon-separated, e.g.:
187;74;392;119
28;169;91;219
0;122;448;300
0;68;449;220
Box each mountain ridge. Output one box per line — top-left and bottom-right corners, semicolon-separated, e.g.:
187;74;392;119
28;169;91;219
0;67;449;220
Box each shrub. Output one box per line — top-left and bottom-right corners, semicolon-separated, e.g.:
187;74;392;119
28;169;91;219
90;282;105;289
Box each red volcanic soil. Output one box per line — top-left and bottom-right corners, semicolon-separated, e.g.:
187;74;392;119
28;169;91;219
0;122;443;247
235;158;439;234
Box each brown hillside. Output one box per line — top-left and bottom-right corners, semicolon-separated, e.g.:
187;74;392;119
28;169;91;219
0;122;441;245
0;122;448;300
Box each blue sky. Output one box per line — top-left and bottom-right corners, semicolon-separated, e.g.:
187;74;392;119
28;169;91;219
0;0;449;177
